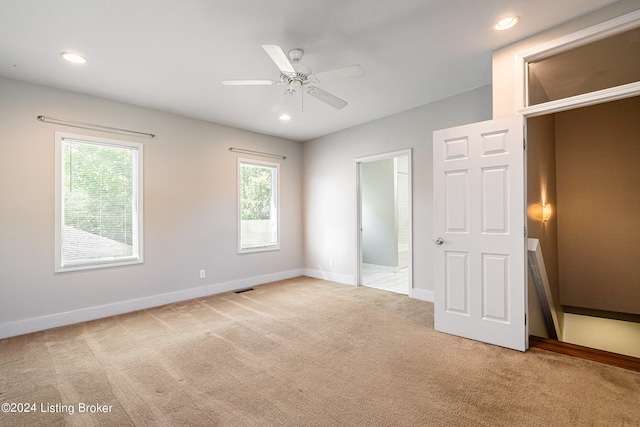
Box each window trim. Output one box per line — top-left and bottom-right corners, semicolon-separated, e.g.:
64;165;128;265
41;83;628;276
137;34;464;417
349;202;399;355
54;132;144;272
237;157;280;254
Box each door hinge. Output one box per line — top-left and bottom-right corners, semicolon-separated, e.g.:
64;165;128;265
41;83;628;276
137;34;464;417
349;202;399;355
525;313;527;325
524;226;527;237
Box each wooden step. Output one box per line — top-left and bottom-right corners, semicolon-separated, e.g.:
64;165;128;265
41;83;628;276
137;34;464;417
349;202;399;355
529;335;640;373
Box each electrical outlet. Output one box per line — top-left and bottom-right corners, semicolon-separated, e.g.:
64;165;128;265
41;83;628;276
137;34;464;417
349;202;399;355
199;270;206;279
329;258;334;266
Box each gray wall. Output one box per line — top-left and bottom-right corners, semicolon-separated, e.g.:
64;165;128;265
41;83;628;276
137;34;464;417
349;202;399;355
0;78;491;336
0;77;303;337
361;158;397;267
302;85;492;298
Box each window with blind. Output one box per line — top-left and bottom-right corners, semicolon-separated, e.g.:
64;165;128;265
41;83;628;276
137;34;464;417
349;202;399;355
55;133;143;272
238;158;279;253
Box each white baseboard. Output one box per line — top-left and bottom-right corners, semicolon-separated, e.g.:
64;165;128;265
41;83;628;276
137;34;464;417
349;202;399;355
0;269;304;340
411;288;434;302
303;269;433;303
302;268;355;286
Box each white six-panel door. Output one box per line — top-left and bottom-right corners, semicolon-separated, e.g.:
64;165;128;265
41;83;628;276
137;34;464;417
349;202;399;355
433;116;526;351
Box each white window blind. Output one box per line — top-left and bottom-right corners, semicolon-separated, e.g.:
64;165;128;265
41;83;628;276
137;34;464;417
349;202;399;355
55;133;143;272
238;158;279;253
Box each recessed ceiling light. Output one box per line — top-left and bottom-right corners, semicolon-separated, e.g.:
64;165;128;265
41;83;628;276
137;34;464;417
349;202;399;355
279;114;291;121
494;16;519;31
61;52;87;64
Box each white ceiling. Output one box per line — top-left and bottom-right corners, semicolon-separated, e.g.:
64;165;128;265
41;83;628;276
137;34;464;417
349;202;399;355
0;0;620;141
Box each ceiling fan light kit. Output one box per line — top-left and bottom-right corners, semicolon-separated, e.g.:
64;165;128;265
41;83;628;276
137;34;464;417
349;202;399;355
222;44;364;114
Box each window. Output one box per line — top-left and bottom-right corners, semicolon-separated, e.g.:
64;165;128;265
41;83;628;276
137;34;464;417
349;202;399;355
526;27;640;106
515;12;640;113
238;158;279;253
55;132;143;272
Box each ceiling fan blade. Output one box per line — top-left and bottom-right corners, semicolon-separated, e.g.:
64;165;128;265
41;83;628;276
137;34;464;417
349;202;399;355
306;87;348;109
261;44;296;77
310;64;364;83
271;90;294;112
222;79;280;86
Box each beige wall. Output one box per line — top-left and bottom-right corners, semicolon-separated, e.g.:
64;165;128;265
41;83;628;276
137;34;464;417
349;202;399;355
555;96;640;315
527;97;640;332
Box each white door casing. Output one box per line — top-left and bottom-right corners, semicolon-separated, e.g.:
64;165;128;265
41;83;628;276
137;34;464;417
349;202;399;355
433;116;526;351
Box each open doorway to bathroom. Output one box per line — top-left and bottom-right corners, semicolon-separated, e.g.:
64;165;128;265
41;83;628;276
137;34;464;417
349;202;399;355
356;150;411;295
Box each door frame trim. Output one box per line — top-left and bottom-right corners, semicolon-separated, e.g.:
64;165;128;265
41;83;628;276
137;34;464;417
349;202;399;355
355;149;413;295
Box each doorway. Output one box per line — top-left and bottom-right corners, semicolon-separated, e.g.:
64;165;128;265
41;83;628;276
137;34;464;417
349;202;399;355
519;12;640;358
356;150;412;295
527;96;640;358
430;9;640;354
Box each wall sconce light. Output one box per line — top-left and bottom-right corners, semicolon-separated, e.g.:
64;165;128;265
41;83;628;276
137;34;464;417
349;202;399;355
541;203;552;223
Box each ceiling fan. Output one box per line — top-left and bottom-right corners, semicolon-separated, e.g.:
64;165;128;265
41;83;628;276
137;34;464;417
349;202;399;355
222;45;364;112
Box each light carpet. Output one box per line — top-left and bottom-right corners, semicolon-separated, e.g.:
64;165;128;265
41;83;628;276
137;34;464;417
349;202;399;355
1;277;639;426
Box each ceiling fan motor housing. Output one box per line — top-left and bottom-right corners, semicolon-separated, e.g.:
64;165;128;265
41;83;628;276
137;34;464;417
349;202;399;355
291;64;311;81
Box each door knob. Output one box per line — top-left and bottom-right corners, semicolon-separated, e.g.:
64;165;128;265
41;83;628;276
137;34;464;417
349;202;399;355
435;237;444;245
